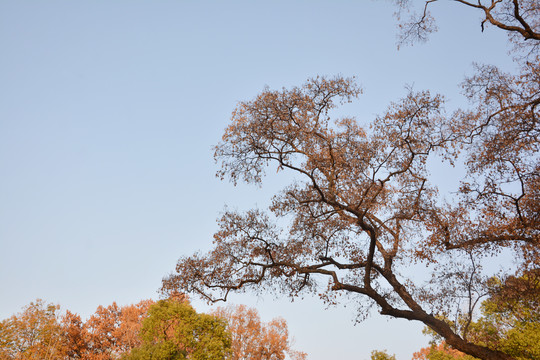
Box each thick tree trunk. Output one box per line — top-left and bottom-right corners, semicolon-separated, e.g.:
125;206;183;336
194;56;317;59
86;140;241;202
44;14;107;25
423;314;514;360
376;292;514;360
445;336;513;360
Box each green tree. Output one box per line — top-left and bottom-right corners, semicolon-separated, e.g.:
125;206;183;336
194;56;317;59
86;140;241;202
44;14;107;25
370;349;396;360
465;271;540;360
122;298;231;360
415;270;540;360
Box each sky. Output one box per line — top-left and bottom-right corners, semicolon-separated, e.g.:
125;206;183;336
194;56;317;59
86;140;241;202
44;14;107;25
0;1;515;359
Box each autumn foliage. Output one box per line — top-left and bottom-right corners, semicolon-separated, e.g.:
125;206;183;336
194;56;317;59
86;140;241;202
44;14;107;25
405;270;539;360
212;304;306;360
0;298;304;360
163;2;539;360
0;299;153;360
63;300;154;359
2;2;538;360
0;300;65;360
412;342;476;360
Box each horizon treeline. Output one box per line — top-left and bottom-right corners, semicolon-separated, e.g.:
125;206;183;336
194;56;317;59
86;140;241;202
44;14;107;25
0;295;307;360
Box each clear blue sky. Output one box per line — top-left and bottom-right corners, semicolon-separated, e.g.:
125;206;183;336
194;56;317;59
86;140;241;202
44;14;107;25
0;1;514;359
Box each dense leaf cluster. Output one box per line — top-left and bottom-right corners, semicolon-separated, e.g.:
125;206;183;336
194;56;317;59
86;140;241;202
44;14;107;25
0;298;303;360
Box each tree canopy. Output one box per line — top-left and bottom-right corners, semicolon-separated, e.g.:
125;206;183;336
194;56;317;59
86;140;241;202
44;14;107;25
162;2;539;360
0;299;65;360
122;298;231;360
1;297;308;360
370;350;397;360
412;270;540;360
212;304;306;360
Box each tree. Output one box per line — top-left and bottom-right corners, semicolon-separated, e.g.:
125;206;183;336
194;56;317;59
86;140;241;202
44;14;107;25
122;297;231;360
394;0;540;47
162;2;538;360
65;299;153;360
0;299;66;359
412;342;477;360
466;272;540;359
413;270;540;360
0;298;154;360
0;297;232;360
212;304;306;360
61;310;88;359
370;350;396;360
4;297;305;360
